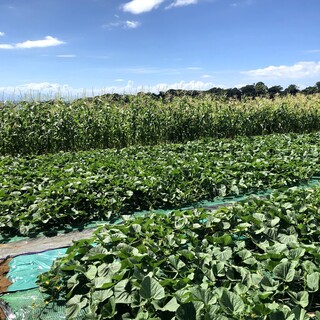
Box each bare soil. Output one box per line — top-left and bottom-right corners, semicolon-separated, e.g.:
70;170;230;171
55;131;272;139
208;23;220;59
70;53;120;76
0;258;12;320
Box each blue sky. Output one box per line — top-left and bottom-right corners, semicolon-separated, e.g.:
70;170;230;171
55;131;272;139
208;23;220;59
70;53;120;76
0;0;320;98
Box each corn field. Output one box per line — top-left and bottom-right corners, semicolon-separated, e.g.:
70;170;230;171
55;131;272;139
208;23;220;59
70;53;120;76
1;93;320;155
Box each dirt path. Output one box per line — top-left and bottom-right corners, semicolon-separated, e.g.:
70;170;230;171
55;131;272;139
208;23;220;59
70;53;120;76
0;228;95;259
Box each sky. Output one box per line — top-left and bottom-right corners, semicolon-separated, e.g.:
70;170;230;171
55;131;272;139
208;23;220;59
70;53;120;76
0;0;320;99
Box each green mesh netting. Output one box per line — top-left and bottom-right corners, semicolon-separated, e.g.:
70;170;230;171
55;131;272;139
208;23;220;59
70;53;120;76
0;288;86;319
7;248;68;292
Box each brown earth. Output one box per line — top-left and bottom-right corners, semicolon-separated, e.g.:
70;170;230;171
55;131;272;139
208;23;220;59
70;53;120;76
0;258;12;320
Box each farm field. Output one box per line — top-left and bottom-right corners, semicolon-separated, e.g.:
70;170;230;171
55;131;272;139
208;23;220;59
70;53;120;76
1;132;320;237
2;93;320;319
39;186;320;319
0;93;320;156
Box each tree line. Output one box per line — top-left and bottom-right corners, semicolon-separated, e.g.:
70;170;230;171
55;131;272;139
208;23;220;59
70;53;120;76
73;81;320;104
154;81;320;100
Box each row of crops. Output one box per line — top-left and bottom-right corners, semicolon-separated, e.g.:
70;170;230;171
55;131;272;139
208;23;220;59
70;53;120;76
3;93;320;319
38;186;320;319
1;94;320;155
1;132;320;237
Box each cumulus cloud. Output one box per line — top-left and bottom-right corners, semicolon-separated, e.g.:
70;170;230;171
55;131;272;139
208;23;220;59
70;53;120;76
0;36;65;50
166;0;198;9
121;0;165;14
243;61;320;79
0;32;5;37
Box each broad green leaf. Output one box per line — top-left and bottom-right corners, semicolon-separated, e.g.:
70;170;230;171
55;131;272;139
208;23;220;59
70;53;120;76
203;305;220;320
168;255;186;270
152;296;180;312
85;265;97;280
291;306;308;320
94;276;113;289
114;279;133;303
66;295;88;319
273;261;296;282
289;291;309;308
260;275;280;291
101;296;116;318
213;247;232;261
288;248;305;260
139;276;165;300
278;233;298;246
219;289;245;315
176;302;198;320
307;272;319;292
190;287;217;305
92;289;113;303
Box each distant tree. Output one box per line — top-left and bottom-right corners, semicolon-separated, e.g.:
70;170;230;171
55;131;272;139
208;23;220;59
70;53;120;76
254;82;268;96
301;86;317;95
315;81;320;93
240;85;256;98
207;87;226;97
268;85;283;98
284;84;299;95
226;88;242;100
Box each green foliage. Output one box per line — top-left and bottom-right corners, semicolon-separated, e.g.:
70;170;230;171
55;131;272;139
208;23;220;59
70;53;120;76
38;185;320;319
1;94;320;155
1;132;320;236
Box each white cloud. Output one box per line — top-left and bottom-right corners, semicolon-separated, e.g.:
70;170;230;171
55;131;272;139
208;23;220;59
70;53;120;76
16;36;65;48
0;82;74;100
56;54;76;58
243;61;320;79
0;80;220;100
153;80;215;91
113;80;218;92
202;74;212;78
0;36;65;50
0;44;13;49
166;0;198;9
125;20;141;28
122;0;165;14
0;32;5;37
103;20;141;30
19;82;70;91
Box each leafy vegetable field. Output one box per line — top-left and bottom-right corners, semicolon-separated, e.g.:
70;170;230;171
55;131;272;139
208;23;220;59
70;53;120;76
38;186;320;319
1;94;320;155
1;132;320;237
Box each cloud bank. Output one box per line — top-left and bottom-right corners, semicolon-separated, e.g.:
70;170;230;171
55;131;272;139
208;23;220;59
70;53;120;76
243;61;320;79
0;36;65;49
0;80;219;100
